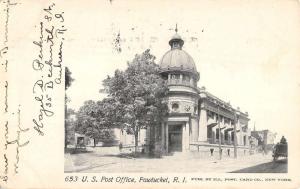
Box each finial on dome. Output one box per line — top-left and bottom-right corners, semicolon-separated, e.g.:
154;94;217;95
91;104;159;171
169;24;184;49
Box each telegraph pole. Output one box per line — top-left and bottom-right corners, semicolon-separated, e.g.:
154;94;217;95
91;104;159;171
233;110;238;158
217;103;222;160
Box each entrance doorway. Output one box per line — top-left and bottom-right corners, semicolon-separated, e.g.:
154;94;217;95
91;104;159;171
168;125;182;152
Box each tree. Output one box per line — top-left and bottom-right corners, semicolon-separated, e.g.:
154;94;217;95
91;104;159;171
65;108;76;147
65;67;74;90
76;99;118;147
65;67;75;149
103;49;169;154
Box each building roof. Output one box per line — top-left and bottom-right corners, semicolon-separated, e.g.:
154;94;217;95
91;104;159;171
199;87;250;120
159;49;197;72
159;32;199;79
168;33;184;46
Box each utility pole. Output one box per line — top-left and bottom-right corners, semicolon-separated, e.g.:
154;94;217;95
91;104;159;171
233;110;239;158
217;103;222;160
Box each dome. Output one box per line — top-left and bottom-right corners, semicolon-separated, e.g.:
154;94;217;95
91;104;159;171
159;27;199;80
159;49;197;72
171;33;182;40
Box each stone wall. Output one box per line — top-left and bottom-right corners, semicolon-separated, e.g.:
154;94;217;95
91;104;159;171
190;144;252;158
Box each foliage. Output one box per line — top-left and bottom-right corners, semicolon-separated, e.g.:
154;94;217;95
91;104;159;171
65;67;74;90
65;108;76;146
103;49;169;152
65;66;75;148
75;99;118;145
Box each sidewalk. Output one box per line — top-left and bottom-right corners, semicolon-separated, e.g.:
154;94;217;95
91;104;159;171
65;147;274;173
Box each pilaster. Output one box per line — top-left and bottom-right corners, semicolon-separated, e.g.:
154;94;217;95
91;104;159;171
198;105;207;142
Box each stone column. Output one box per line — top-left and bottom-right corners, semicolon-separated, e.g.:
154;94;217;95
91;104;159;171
228;132;231;145
226;120;231;144
168;74;171;84
220;117;225;144
191;118;199;142
190;77;194;86
198;106;207;142
228;119;233;144
179;74;183;84
182;122;190;151
236;118;241;146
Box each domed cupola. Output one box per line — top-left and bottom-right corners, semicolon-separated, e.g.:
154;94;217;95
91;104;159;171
169;32;184;49
159;25;200;87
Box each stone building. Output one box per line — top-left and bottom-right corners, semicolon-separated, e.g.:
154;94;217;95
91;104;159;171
118;29;251;156
157;30;251;155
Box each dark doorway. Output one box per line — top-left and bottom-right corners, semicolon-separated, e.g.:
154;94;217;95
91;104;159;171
76;137;85;148
168;125;182;152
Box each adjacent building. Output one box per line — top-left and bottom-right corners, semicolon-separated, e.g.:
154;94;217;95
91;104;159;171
251;129;277;152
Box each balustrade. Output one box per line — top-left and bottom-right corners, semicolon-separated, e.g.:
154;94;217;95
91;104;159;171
168;78;195;87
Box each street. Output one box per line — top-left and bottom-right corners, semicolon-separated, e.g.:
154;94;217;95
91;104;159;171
64;147;287;173
230;159;287;173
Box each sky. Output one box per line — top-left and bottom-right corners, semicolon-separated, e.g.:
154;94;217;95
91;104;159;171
65;0;300;140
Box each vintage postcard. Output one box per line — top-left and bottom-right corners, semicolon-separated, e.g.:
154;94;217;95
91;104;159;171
1;0;300;188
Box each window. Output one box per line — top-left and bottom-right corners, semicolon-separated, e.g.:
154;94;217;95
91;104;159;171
208;111;214;119
225;132;229;140
183;75;190;82
194;106;197;114
172;42;180;48
171;74;180;84
172;74;180;79
207;127;212;138
172;103;179;111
